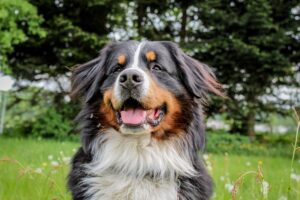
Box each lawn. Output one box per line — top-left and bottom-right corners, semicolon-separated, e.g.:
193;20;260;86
0;137;299;200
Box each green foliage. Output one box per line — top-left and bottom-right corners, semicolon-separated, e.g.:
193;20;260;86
31;107;72;140
8;0;110;81
0;0;45;73
4;87;77;141
5;108;77;140
206;131;299;158
0;138;78;199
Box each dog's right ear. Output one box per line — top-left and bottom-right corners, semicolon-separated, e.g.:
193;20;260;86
161;41;224;100
70;44;114;103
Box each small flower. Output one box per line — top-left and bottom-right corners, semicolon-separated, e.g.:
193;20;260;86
225;183;234;193
261;180;269;199
203;154;209;160
35;168;43;174
290;173;300;182
212;192;217;199
64;95;71;102
62;156;71;164
207;164;213;172
246;162;251;166
48;155;53;160
51;161;59;168
72;148;76;152
220;176;225;181
278;195;288;200
42;162;47;167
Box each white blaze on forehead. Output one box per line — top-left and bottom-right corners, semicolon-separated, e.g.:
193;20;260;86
131;42;145;68
113;41;150;103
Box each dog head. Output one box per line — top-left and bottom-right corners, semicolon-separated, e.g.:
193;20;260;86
71;41;223;151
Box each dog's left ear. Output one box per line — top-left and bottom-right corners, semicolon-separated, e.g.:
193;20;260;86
71;44;114;103
162;41;224;99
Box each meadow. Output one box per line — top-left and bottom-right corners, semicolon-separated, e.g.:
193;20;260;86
0;137;299;200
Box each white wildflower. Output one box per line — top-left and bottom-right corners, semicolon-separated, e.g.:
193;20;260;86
203;154;209;160
48;155;53;160
225;183;234;193
62;156;71;164
203;154;212;171
290;173;300;182
278;195;288;200
51;161;59;167
261;180;269;199
220;176;225;181
64;95;71;102
35;168;43;174
72;148;76;152
212;192;217;199
246;162;251;166
207;164;213;172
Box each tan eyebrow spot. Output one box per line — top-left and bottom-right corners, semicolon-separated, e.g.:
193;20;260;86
117;54;126;65
146;51;156;62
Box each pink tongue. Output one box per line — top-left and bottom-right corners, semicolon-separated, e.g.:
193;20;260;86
120;108;147;125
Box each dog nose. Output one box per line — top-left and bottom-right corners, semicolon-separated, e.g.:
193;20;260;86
119;69;144;89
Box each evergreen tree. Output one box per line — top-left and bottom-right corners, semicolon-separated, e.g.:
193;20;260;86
188;0;300;138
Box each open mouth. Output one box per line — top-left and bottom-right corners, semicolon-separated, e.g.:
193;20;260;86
115;98;165;127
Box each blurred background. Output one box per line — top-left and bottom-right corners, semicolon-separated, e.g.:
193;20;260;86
0;0;300;199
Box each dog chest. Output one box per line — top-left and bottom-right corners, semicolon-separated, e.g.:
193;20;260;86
81;129;195;200
83;173;178;200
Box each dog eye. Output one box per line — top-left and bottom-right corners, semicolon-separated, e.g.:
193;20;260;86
151;64;162;71
112;65;123;73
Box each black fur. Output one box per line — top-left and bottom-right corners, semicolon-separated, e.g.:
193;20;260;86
68;41;222;200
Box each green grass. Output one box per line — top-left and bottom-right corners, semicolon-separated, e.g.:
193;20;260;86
0;138;79;200
0;137;299;200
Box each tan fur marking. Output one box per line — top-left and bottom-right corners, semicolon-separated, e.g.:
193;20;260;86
101;90;119;128
117;54;126;65
141;75;183;139
146;51;156;62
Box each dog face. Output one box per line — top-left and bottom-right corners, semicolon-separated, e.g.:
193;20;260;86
71;41;223;141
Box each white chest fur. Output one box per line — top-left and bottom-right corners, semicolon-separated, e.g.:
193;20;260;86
82;129;195;200
83;173;178;200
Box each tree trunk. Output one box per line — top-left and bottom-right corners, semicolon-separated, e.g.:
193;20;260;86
180;3;188;42
136;3;145;36
246;111;256;141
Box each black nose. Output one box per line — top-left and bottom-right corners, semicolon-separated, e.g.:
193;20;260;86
119;69;144;89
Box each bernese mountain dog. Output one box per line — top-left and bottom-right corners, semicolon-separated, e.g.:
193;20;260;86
68;41;223;200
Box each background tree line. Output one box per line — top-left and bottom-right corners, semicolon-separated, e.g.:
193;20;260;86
1;0;299;140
